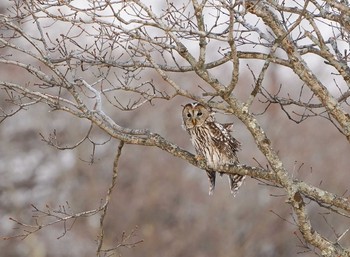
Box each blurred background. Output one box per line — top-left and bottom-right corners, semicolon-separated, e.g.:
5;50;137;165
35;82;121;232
1;1;350;257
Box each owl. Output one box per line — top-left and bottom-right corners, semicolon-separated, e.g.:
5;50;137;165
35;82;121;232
182;102;245;196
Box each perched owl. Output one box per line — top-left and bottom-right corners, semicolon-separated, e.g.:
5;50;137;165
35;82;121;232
182;102;245;196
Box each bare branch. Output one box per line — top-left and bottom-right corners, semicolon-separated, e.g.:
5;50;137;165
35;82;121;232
96;141;125;256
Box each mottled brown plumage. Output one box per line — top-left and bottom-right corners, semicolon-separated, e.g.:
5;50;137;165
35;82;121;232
182;102;245;196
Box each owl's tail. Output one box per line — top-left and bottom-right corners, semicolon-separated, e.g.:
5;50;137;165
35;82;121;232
228;174;246;197
206;170;216;196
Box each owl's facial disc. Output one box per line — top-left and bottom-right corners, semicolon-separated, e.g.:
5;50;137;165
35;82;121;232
185;111;196;126
190;110;203;127
183;103;208;128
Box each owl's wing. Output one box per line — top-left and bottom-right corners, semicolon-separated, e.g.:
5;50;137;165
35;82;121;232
222;123;234;131
207;122;241;156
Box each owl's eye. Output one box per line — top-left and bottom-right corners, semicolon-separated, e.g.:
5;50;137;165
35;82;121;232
187;113;192;118
197;111;202;116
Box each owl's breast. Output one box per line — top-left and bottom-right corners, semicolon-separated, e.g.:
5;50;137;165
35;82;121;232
189;127;230;169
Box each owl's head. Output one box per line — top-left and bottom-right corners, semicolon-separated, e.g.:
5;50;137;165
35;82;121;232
182;102;214;129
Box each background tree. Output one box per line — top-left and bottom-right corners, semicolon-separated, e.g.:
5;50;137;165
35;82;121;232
1;0;350;256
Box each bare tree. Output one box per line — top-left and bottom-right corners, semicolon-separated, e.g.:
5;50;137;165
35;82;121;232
1;0;350;256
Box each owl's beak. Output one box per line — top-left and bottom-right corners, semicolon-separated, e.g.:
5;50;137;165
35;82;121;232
191;118;197;126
